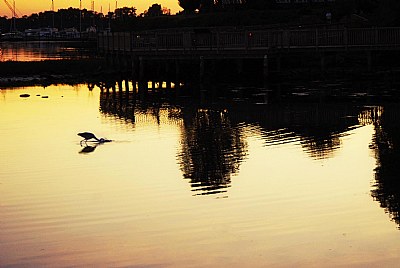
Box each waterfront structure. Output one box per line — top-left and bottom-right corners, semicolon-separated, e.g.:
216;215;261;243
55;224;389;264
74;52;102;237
24;28;58;39
98;26;400;81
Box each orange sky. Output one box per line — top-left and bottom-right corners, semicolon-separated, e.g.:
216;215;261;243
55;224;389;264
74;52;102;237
1;0;181;17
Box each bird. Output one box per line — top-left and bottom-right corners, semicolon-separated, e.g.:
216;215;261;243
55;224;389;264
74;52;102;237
78;132;100;143
78;132;111;145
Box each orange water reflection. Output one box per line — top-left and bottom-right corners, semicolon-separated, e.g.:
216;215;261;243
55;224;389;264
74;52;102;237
0;41;92;61
0;84;400;267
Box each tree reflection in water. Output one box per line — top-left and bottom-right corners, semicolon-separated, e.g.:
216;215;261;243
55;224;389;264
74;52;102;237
97;80;397;201
227;103;365;160
99;81;250;196
178;109;248;195
371;105;400;228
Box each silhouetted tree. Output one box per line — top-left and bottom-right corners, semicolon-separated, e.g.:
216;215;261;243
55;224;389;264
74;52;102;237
145;4;163;17
355;0;378;13
333;0;356;17
178;0;201;13
200;0;215;12
372;0;400;25
115;7;137;20
245;0;275;10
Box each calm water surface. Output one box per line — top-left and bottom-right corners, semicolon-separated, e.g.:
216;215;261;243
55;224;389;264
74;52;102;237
1;83;400;267
0;41;94;61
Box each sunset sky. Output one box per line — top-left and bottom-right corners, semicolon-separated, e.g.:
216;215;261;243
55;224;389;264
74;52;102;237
1;0;182;17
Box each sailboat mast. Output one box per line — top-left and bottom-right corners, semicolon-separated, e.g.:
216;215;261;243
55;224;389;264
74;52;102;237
51;0;55;28
12;0;16;32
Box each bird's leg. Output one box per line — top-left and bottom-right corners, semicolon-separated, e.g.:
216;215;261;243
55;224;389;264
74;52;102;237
80;139;88;146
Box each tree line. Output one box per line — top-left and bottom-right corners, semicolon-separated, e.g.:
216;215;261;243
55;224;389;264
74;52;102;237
1;0;399;33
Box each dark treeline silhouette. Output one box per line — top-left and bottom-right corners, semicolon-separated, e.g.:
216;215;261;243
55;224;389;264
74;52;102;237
371;105;400;228
0;7;136;33
1;0;400;33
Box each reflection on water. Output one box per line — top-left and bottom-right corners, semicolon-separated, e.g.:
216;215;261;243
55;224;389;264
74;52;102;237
0;41;94;61
97;79;400;226
79;145;98;154
98;83;376;195
371;105;400;227
178;109;248;195
2;81;400;267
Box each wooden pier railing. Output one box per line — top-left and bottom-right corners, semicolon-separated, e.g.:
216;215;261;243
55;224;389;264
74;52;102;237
98;27;400;57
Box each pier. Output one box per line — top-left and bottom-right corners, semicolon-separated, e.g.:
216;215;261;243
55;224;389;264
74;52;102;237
97;26;400;81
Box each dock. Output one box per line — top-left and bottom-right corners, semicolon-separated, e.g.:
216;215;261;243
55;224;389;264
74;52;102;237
97;26;400;82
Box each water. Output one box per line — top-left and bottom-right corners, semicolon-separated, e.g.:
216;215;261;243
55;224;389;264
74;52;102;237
1;82;400;267
0;41;95;61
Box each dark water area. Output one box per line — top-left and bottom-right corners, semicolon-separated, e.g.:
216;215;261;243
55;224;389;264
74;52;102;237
2;78;400;266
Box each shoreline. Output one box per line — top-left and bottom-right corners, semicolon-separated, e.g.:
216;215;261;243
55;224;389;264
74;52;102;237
1;58;399;100
0;59;109;87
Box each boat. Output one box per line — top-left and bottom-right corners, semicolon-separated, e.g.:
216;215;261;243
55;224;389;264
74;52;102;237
1;31;24;41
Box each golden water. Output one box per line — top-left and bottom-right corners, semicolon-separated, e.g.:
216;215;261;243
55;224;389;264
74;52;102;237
1;84;399;267
0;42;92;61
